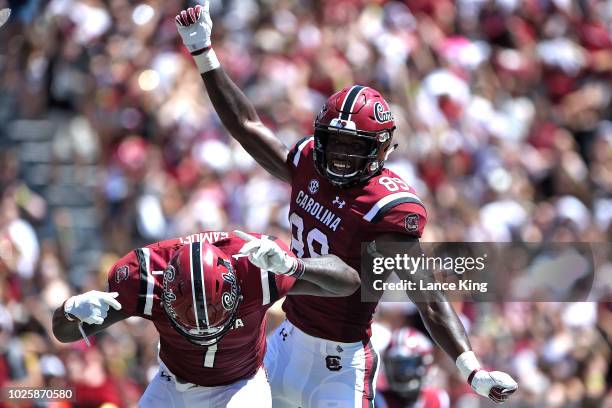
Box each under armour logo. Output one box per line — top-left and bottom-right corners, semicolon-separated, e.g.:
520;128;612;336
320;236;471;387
160;371;172;382
280;328;288;341
333;196;345;209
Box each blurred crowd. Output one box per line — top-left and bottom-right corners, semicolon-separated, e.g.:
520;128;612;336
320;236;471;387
0;0;610;406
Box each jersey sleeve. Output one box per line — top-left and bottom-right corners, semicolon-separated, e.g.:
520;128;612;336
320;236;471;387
269;237;297;299
363;194;428;238
231;234;297;310
238;234;296;309
286;136;314;178
377;202;427;237
106;251;143;318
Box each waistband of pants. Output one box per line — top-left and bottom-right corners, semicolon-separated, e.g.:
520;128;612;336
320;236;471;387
158;360;265;391
281;320;368;355
158;360;201;392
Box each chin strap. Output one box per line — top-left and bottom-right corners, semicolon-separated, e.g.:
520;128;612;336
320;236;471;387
384;143;398;161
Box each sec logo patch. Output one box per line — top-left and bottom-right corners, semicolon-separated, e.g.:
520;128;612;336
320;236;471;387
308;179;319;194
404;214;419;232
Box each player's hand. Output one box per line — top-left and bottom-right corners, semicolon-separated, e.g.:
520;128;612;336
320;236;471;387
457;351;517;404
234;231;303;277
469;370;518;404
64;291;122;325
175;2;212;54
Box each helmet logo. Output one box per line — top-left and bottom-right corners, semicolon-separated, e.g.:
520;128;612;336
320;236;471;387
164;265;176;282
308;179;319;194
221;272;239;311
162;265;177;318
373;102;393;123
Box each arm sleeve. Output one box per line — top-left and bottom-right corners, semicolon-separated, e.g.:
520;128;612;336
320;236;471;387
106;251;142;317
371;202;428;238
285;136;313;178
235;235;296;309
252;264;294;308
269;237;297;299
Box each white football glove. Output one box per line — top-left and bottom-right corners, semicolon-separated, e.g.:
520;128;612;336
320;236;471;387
470;370;518;403
64;291;122;325
457;351;518;404
234;230;302;277
175;2;212;54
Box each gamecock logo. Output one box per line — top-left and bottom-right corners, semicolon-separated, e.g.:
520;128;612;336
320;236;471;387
161;265;177;318
373;102;393;123
115;265;129;283
164;265;175;282
325;355;342;371
221;272;239;311
404;214;419;232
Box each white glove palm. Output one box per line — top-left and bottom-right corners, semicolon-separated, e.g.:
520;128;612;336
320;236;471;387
175;2;212;54
64;291;122;325
470;370;518;404
234;230;297;275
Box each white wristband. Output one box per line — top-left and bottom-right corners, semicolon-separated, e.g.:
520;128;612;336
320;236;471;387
193;48;220;73
456;350;481;382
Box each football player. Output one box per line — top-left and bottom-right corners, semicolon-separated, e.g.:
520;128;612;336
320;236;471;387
175;3;518;406
52;231;360;407
375;327;450;408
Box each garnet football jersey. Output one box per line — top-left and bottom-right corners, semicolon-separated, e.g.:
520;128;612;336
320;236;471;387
283;137;427;342
107;231;296;386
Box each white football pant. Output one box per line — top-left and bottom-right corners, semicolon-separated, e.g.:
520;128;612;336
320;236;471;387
138;361;271;408
264;320;380;408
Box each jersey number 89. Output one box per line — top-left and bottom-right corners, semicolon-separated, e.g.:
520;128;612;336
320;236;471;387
289;213;329;258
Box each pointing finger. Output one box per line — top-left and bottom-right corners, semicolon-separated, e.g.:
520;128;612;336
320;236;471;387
234;230;258;242
238;240;260;256
100;292;122;310
253;242;273;261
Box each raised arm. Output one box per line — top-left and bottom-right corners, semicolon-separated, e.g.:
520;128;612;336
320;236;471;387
52;291;127;343
175;3;290;182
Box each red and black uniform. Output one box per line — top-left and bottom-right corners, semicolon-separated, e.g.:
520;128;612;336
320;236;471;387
107;231;295;386
283;137;427;343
